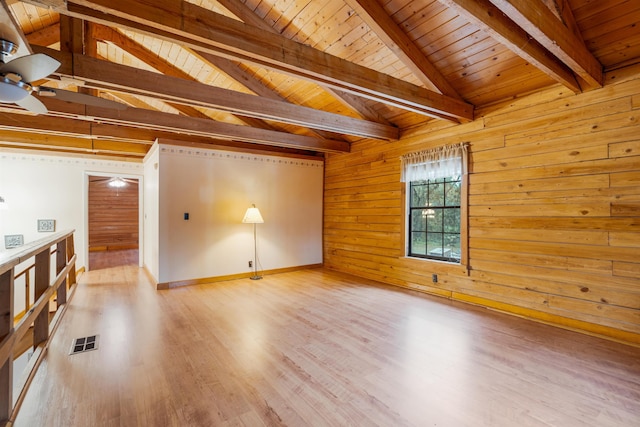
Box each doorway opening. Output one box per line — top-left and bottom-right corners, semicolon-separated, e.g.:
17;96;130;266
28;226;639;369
88;175;140;270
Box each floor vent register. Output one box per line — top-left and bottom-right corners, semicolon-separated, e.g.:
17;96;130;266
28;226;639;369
70;335;99;355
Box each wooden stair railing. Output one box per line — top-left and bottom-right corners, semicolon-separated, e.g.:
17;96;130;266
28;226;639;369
0;230;77;427
13;248;57;325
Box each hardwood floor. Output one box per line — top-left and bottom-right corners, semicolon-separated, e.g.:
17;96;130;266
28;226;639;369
89;249;139;270
12;267;640;426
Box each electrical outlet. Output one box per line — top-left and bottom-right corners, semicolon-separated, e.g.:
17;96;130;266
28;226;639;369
248;260;253;268
432;274;438;283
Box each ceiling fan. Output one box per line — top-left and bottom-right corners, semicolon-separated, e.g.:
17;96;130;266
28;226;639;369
0;38;126;114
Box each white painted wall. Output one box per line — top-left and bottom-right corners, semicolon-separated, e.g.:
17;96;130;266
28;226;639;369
142;144;160;282
0;149;143;312
1;143;323;292
153;144;323;284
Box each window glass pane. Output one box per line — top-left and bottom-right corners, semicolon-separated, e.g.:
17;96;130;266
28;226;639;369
445;179;461;206
411;232;426;255
426;233;443;256
443;208;460;233
447;235;461;260
427;209;443;232
427;246;450;258
411;183;427;207
411;210;426;231
428;180;445;207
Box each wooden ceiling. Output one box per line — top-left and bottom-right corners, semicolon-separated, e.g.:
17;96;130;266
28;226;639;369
1;0;639;159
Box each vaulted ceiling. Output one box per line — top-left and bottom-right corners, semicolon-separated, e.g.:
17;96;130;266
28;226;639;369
1;0;639;159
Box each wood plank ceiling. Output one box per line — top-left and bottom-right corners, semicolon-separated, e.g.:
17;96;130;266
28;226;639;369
0;0;639;158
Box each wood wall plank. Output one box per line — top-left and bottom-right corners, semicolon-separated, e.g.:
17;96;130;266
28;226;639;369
88;177;139;251
324;68;640;344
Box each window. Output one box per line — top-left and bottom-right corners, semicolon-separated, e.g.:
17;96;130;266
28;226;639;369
401;143;467;263
408;177;461;261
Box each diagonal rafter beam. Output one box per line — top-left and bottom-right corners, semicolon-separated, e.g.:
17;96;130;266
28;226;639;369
213;0;393;125
344;0;462;99
486;0;602;89
91;25;340;138
32;46;397;140
90;24;277;128
25;22;60;47
198;48;393;126
439;0;582;93
540;0;582;40
36;0;473;122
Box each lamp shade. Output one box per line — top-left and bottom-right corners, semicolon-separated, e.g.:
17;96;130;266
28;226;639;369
242;205;264;223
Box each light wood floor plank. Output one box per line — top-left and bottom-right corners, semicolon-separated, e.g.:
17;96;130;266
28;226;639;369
12;267;640;426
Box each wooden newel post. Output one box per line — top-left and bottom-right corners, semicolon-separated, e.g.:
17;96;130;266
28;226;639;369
56;240;67;307
0;269;14;423
33;250;50;348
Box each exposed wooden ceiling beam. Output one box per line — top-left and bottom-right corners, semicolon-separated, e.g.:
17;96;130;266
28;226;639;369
0;127;149;156
344;0;462;99
90;25;331;135
59;14;84;55
212;0;391;125
210;0;388;127
326;88;394;126
0;112;323;157
0;137;145;158
37;0;473;122
114;94;218;126
8;96;350;152
439;0;582;93
487;0;603;89
540;0;582;40
33;46;396;140
91;25;245;122
186;49;367;134
212;0;274;32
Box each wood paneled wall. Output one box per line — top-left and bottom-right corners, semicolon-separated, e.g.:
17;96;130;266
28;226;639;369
88;176;139;251
324;65;640;345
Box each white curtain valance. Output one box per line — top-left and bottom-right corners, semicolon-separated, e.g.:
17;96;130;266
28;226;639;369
400;142;468;182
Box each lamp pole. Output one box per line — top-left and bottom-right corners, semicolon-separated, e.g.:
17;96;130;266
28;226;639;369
243;204;263;280
251;221;261;280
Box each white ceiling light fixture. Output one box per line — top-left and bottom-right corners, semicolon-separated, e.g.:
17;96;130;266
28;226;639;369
108;177;127;188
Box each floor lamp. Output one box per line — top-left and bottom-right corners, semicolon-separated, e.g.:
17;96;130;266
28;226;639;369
242;204;264;280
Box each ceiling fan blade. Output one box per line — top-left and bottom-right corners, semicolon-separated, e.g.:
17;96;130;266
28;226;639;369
15;94;48;114
40;87;127;110
0;53;61;82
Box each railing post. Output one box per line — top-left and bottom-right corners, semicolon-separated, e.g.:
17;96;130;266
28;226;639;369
56;240;67;307
66;235;76;287
33;250;50;347
0;269;14;423
24;273;30;316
